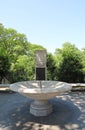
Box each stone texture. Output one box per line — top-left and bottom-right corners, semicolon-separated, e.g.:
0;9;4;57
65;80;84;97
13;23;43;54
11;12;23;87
30;100;52;116
10;81;72;116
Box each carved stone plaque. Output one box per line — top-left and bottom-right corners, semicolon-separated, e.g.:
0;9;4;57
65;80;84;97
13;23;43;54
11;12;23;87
35;50;46;68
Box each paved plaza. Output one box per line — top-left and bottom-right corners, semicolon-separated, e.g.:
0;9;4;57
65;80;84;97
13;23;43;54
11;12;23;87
0;92;85;130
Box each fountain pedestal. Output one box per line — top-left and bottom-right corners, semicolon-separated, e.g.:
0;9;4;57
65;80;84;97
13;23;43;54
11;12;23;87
30;100;52;116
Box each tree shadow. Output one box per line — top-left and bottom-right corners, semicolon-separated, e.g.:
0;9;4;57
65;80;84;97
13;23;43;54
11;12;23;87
0;92;85;130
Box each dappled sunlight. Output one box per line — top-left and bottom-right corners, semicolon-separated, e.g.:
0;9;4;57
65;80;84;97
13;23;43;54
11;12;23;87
9;81;72;103
10;81;71;97
1;92;85;129
65;123;79;130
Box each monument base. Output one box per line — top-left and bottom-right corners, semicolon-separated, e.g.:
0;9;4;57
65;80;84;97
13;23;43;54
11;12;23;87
30;100;52;116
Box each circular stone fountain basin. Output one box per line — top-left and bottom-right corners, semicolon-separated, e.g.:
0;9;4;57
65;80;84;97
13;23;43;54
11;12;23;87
10;81;72;116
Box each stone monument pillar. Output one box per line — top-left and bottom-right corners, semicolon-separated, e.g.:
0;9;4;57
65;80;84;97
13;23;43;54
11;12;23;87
35;50;46;80
30;50;52;116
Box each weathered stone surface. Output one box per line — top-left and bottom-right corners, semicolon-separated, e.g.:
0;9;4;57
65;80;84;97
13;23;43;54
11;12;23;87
10;81;72;116
30;100;52;116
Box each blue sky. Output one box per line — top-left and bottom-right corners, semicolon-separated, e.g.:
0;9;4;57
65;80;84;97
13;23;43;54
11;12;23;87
0;0;85;53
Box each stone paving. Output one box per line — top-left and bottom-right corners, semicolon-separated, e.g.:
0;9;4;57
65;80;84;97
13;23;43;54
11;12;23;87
0;92;85;130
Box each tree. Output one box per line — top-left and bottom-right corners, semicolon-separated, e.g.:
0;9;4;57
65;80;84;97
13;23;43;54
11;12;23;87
54;42;84;83
47;53;57;80
0;24;31;82
81;48;85;82
0;23;46;82
0;55;10;83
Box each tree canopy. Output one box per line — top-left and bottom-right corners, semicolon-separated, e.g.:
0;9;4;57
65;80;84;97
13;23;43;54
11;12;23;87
0;23;45;83
54;43;84;83
0;23;85;83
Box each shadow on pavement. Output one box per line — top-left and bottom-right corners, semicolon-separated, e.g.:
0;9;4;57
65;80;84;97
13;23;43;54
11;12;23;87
0;92;84;130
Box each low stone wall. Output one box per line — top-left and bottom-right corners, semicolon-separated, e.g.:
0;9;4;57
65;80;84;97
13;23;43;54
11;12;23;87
71;83;85;91
0;84;10;88
0;84;10;92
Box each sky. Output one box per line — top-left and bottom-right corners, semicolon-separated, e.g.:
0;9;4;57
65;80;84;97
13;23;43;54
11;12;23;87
0;0;85;53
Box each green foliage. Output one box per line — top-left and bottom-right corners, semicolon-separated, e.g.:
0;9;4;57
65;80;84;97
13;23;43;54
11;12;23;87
0;23;85;83
54;42;84;83
47;53;57;80
0;23;45;83
10;55;35;82
81;48;85;81
0;55;10;83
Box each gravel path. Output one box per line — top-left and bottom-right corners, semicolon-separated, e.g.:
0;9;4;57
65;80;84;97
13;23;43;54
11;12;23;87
0;92;85;130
